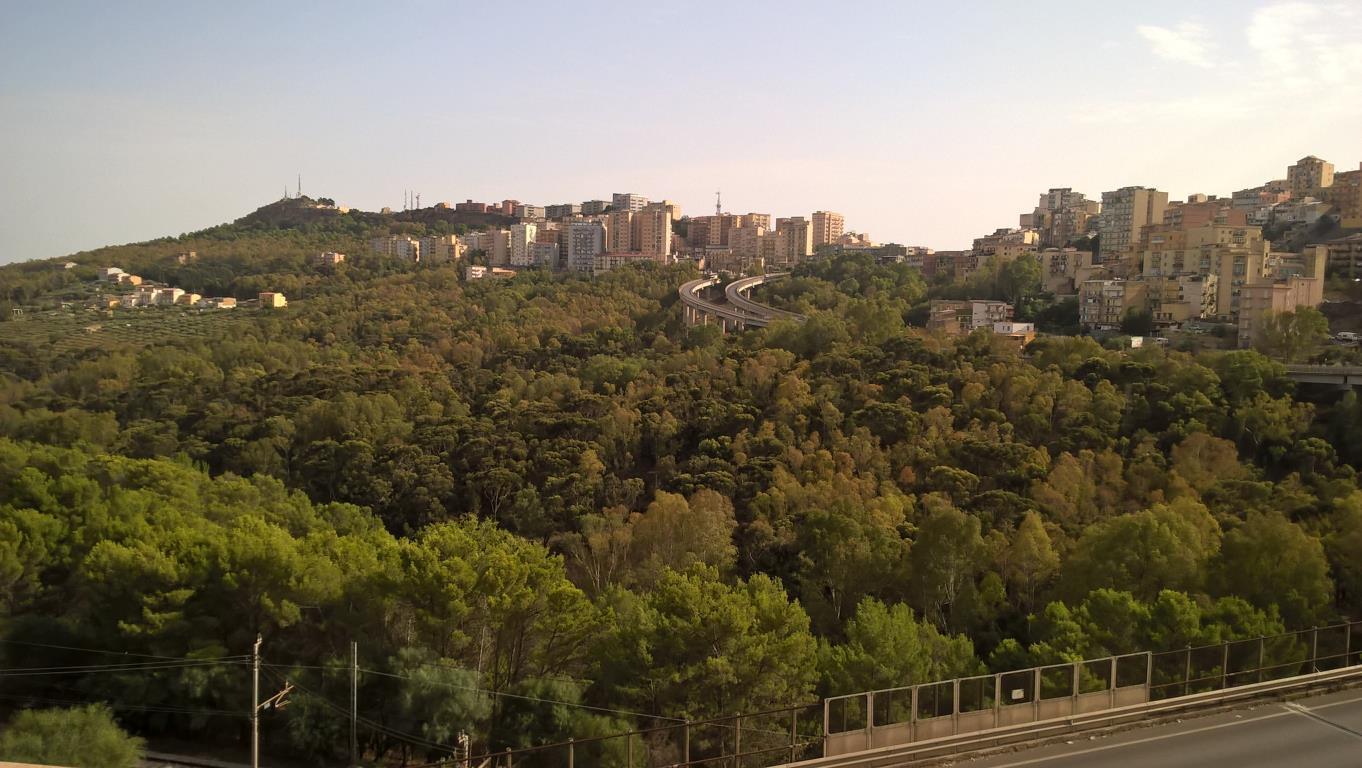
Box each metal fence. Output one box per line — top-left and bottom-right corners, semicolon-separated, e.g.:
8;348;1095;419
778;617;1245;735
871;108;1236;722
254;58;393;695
822;620;1362;757
446;701;825;768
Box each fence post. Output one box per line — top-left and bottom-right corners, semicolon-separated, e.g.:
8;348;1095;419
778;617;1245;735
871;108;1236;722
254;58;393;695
1144;652;1153;703
626;733;633;768
683;722;690;765
909;686;919;744
952;678;961;735
1033;667;1042;723
993;674;1002;729
1312;627;1320;673
822;699;830;755
1184;646;1192;697
1222;642;1230;690
1109;656;1117;709
1348;623;1354;667
865;692;875;750
568;738;574;768
1258;636;1266;683
1071;661;1081;713
790;709;798;763
504;747;512;768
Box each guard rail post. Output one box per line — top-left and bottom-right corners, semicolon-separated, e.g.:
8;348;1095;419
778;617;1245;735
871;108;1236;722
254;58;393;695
1312;627;1319;673
1222;642;1230;689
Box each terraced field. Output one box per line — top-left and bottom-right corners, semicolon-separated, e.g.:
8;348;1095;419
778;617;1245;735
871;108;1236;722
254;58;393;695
0;307;255;354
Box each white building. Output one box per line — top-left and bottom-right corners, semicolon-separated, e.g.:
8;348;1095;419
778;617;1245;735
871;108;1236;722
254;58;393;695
509;223;538;267
566;221;606;273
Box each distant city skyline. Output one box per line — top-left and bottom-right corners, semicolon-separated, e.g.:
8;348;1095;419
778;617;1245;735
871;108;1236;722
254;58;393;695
1;0;1360;264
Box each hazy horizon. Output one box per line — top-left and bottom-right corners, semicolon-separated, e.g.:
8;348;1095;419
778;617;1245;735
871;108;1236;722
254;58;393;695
2;0;1360;265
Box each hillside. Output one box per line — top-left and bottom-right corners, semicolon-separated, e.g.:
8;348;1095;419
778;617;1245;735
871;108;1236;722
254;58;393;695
3;228;1362;764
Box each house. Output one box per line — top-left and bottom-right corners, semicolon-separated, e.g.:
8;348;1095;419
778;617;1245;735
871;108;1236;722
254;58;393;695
259;292;288;308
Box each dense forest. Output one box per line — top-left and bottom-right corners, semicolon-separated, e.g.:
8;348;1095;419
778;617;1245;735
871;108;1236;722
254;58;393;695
4;216;1362;764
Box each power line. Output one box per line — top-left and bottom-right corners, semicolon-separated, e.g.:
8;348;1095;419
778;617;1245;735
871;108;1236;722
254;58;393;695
0;659;248;678
0;639;239;661
260;668;457;755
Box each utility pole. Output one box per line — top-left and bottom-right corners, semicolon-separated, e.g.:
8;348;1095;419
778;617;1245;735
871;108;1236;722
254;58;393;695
252;634;261;768
350;641;358;767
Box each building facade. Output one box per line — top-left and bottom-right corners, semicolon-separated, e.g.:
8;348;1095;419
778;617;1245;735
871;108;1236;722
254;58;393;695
1099;187;1168;264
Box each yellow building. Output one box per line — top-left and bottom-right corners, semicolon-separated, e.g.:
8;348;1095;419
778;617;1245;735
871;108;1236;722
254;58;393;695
1324;164;1362;228
1237;277;1324;348
1149;274;1217;327
259;292;288;309
606;210;634;253
1099;187;1168;263
770;217;813;269
1287;155;1334;199
636;202;673;257
1079;279;1148;330
812;211;845;248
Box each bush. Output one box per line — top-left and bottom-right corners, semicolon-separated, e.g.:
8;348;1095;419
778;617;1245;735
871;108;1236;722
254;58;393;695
0;705;144;768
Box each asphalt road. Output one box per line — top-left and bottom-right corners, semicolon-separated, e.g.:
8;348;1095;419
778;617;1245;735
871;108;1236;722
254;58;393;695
958;689;1362;768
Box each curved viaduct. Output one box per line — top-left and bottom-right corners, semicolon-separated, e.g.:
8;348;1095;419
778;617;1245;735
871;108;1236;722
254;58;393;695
678;273;806;332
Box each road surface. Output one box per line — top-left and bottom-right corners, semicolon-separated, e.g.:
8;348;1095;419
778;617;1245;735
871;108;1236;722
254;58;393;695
960;688;1362;767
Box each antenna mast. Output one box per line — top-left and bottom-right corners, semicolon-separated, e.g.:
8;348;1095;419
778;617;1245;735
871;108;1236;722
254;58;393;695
715;190;722;216
297;174;302;199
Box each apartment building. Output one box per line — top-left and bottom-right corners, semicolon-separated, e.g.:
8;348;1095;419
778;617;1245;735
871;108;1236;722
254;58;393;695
1287;156;1334;199
927;299;1014;334
636;202;673;257
513;204;546;221
1039;247;1099;295
811;211;845;248
1324;164;1362;228
545;203;582;219
1099;187;1168;264
529;242;560;268
770;217;814;269
1315;235;1362;278
581;200;610;215
566;221;606;273
1079;279;1148;330
1025;188;1101;248
1148;274;1217;327
1163;197;1246;229
455;200;489;213
313;251;347;267
1237;277;1324;348
370;235;421;261
418;236;462;264
612;193;649;213
728;224;766;262
509;223;538;267
606;210;634;253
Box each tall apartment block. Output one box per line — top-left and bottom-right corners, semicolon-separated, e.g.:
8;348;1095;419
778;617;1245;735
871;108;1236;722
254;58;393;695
509;223;538;267
1098;187;1168;265
606;210;634;253
811;211;845;248
771;217;813;269
636;202;673;257
566;221;606;273
612;193;649;213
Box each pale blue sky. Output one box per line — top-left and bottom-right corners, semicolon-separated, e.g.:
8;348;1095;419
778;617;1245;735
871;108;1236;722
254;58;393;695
1;0;1359;263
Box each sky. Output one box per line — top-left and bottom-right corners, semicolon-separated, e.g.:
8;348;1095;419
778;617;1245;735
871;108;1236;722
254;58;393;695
1;0;1360;264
